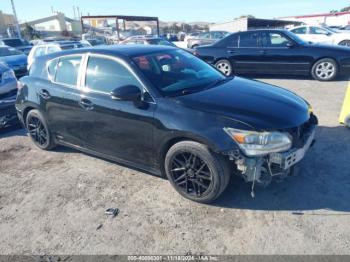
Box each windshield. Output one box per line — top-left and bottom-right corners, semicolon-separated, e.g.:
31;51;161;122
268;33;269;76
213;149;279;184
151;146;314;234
322;26;340;33
0;47;23;56
132;49;226;96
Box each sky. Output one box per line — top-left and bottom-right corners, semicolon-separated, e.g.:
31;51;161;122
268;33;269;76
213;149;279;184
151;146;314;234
1;0;350;23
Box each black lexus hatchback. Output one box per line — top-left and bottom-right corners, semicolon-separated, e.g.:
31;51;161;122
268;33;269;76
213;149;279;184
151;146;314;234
16;45;317;203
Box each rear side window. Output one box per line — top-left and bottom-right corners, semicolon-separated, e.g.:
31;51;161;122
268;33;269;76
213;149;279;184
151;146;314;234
47;58;58;80
55;55;82;86
85;56;141;93
33;47;46;58
239;32;259;48
47;46;60;54
291;27;307;34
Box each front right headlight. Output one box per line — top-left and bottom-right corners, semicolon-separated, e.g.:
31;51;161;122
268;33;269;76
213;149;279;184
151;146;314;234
2;69;16;81
224;128;292;156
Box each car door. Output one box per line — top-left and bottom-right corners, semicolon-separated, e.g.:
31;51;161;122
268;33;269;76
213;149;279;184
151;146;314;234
76;54;156;166
226;31;264;74
46;54;87;146
259;31;312;75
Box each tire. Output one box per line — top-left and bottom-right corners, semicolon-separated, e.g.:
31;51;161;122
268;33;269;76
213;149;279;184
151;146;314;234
339;40;350;47
164;141;231;203
215;59;233;76
311;58;338;81
26;109;56;150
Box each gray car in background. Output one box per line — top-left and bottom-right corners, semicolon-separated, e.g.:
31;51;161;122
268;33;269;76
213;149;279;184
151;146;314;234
0;46;28;78
186;31;229;48
0;62;18;128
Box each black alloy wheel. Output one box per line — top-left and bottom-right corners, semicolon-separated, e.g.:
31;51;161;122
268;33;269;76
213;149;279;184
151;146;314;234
165;141;231;203
26;109;56;150
170;151;213;197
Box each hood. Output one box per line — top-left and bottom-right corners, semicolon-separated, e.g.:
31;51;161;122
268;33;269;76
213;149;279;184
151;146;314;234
175;77;310;130
0;54;27;67
305;42;350;52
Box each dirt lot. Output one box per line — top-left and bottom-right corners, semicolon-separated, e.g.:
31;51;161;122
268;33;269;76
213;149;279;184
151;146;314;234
0;76;350;255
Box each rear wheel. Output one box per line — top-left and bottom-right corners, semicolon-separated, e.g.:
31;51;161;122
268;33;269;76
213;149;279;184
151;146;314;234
26;109;56;150
215;59;232;76
339;40;350;47
311;58;338;81
164;141;231;203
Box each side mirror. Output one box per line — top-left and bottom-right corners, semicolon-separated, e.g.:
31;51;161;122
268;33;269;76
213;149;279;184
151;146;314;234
110;85;141;101
326;32;332;36
286;42;295;48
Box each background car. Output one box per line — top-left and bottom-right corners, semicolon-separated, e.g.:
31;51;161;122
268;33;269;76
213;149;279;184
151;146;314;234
0;46;27;78
0;38;33;55
183;32;201;44
194;29;350;81
289;25;350;46
186;31;229;49
121;36;177;47
0;62;18;128
27;40;84;69
80;38;106;47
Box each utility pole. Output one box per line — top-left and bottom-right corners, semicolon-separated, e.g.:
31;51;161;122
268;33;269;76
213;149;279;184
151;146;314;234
10;0;22;38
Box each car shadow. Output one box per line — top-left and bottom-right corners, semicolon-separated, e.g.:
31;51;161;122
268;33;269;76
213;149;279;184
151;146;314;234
214;125;350;212
53;146;163;179
0;125;26;139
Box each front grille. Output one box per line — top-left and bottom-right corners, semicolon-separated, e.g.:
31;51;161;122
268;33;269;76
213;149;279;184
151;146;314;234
0;89;17;100
0;103;16;117
286;114;317;148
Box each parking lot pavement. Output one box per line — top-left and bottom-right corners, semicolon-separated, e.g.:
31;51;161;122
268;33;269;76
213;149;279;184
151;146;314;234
0;77;350;255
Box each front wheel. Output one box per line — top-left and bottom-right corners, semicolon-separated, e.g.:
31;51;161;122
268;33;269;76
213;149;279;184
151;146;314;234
311;58;338;81
339;40;350;47
164;141;231;203
26;109;56;150
215;59;232;76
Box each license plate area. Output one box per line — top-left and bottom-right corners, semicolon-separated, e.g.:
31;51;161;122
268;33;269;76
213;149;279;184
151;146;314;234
270;128;315;169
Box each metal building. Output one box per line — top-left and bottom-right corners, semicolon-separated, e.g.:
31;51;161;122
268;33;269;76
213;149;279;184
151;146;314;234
209;17;302;32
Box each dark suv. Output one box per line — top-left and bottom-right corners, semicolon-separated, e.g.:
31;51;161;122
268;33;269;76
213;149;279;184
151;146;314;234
16;45;317;203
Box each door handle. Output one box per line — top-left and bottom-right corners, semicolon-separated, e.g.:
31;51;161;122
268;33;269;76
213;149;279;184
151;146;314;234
227;50;236;54
38;89;51;100
79;98;94;110
259;50;266;54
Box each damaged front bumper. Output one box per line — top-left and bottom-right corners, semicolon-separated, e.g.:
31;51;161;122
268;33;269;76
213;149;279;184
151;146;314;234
0;97;19;129
225;126;316;186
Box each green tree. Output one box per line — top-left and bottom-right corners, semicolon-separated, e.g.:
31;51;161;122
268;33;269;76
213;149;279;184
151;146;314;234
340;6;350;12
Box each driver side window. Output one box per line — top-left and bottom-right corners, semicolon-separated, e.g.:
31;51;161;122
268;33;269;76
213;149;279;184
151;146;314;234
310;27;329;35
265;32;290;47
85;56;141;93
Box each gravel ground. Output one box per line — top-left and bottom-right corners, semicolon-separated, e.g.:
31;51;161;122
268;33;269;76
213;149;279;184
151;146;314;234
0;76;349;255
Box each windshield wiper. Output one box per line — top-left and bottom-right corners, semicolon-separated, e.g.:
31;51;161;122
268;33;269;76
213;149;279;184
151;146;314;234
204;77;233;90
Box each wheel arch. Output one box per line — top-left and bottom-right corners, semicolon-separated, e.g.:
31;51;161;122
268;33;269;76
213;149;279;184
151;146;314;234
311;56;340;74
22;104;40;126
158;135;220;177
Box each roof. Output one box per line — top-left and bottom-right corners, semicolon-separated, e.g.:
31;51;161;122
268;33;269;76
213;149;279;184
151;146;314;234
41;45;176;61
280;11;350;19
